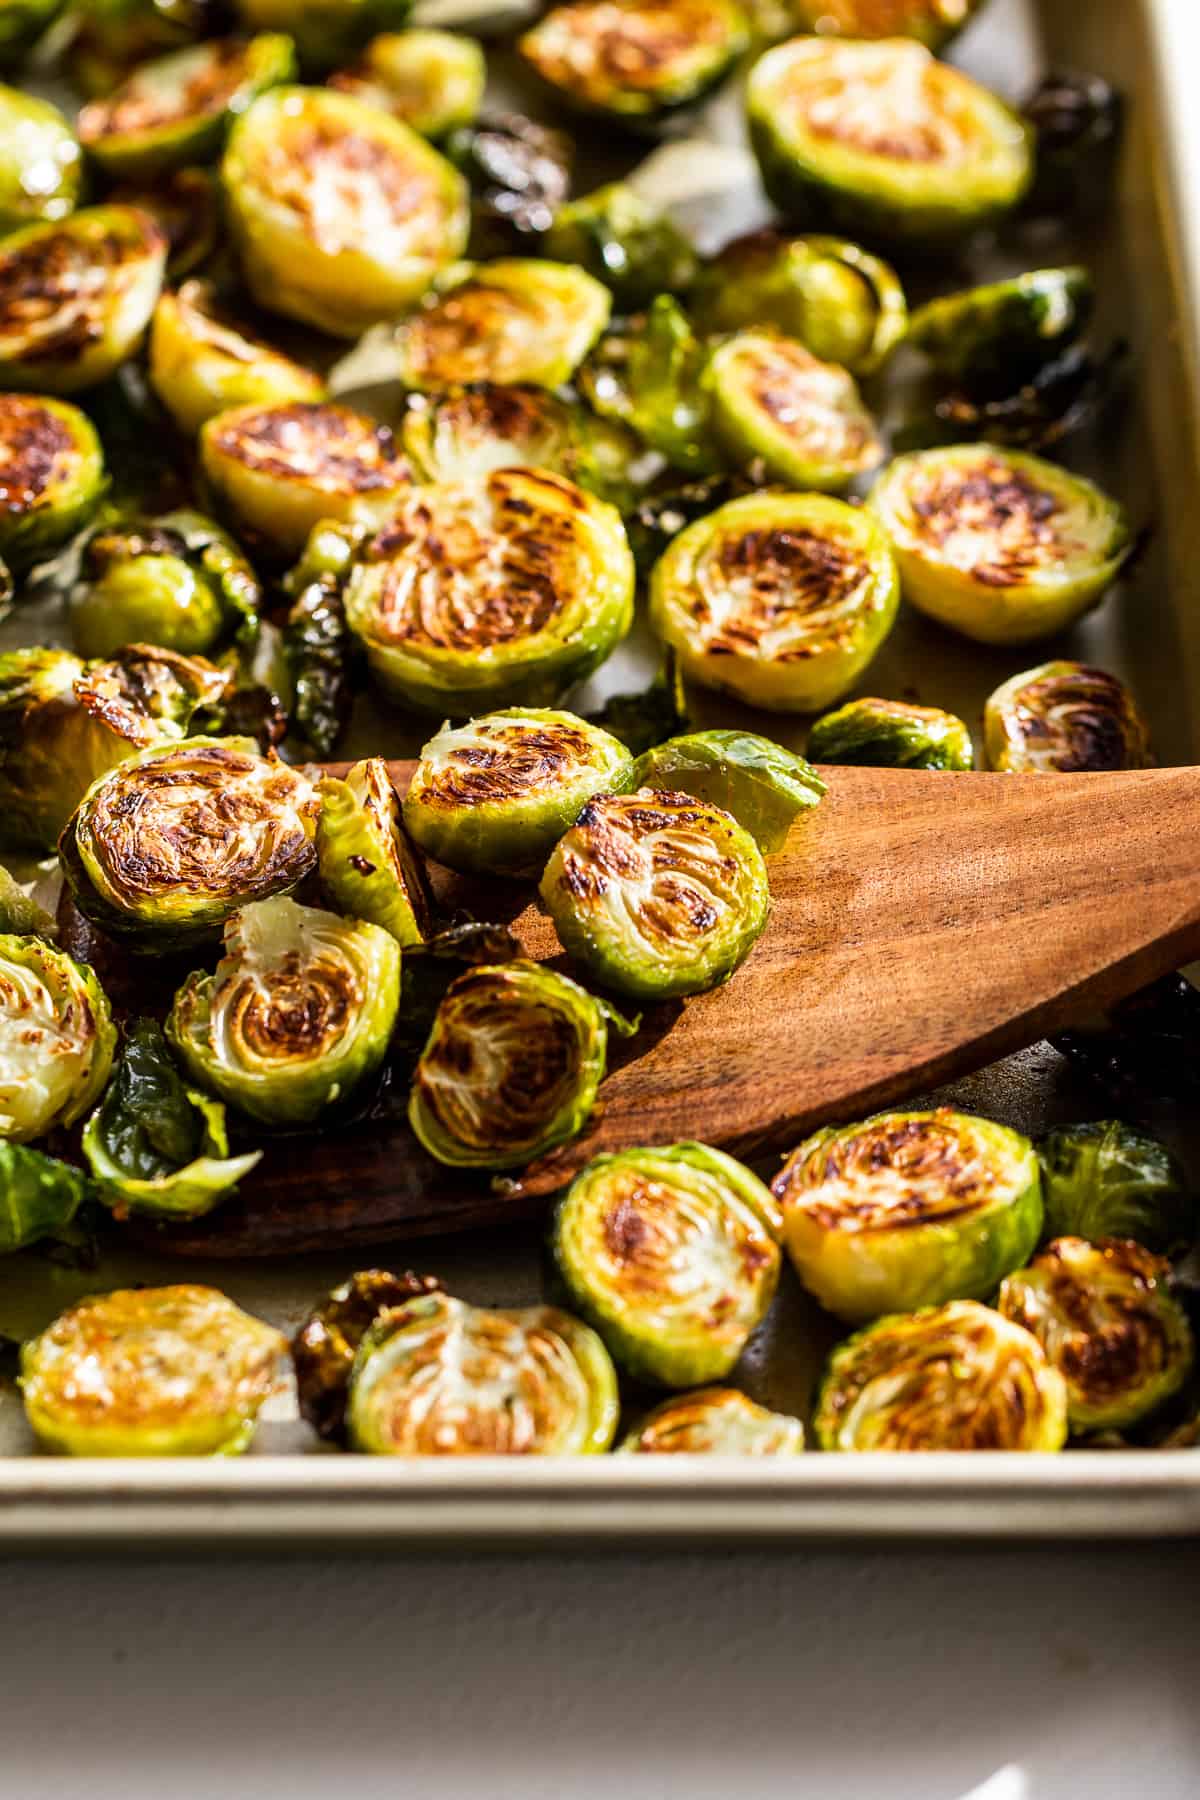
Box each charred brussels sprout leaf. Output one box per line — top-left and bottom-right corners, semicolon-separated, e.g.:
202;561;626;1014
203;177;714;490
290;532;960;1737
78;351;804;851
619;1387;805;1454
318;756;432;947
984;661;1149;773
1037;1121;1193;1255
999;1237;1195;1432
0;935;116;1143
630;730;824;852
519;0;750;124
544;182;699;311
1023;71;1123;222
808;698;974;771
292;1267;443;1441
870;446;1131;646
20;1284;286;1456
0;396;106;574
907;268;1093;391
707;330;883;492
393;919;521;1059
403;709;634;879
747;38;1032;245
0;1142;88;1252
580;296;719;476
347;1292;619;1455
783;0;988;47
540;789;770;1001
329;29;485;138
70;510;263;660
443;111;572;251
650;491;899;712
221;86;468;336
150;280;326;438
232;0;413;74
773;1109;1043;1325
396;259;612;392
283;572;352;757
0;88;81;235
0;0;63;65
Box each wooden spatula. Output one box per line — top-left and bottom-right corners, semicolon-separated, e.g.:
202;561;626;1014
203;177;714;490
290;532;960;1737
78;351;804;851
141;760;1200;1258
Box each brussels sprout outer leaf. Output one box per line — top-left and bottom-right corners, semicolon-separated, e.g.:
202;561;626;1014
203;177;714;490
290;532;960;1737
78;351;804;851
630;730;824;852
1037;1121;1194;1255
0;1142;88;1252
0;933;117;1143
392;920;522;1059
906;267;1094;387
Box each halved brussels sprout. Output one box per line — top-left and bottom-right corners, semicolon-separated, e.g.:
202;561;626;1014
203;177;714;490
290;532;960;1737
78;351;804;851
870;446;1131;646
747;38;1032;245
329;29;485;137
232;0;413;74
540;789;770;1001
318;756;432;946
82;1018;261;1219
0;934;116;1143
70;509;263;660
579;297;720;476
630;730;824;852
61;738;320;952
150;281;327;439
222;85;468;335
1038;1121;1193;1255
649;491;900;712
403;709;634;878
0;88;82;235
0;1142;87;1251
342;467;634;715
443;110;572;252
544;183;699;311
772;1109;1043;1325
395;259;612;392
0;395;106;574
519;0;750;123
814;1299;1068;1451
169;895;401;1125
21;1284;286;1456
998;1237;1195;1432
983;661;1149;773
707;330;883;492
784;0;989;48
292;1267;443;1440
0;0;63;65
907;269;1093;390
200;401;410;559
807;697;974;771
408;960;629;1170
0;206;167;394
109;165;222;282
619;1387;805;1454
552;1142;781;1387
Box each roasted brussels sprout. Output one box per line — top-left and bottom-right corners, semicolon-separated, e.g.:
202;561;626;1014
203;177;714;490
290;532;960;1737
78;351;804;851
347;1293;619;1455
747;38;1032;245
870;446;1132;646
342;467;634;715
1037;1121;1193;1255
519;0;750;124
983;661;1149;773
329;28;485;137
907;269;1093;391
169;895;401;1124
0;395;106;574
61;738;320;952
630;730;824;852
814;1300;1068;1451
292;1267;443;1441
897;340;1128;459
580;296;718;475
783;0;987;45
150;281;326;439
772;1109;1043;1325
707;330;883;491
999;1237;1195;1433
443;109;572;251
619;1387;805;1454
0;0;62;65
221;86;468;335
317;756;432;946
392;918;521;1059
403;709;634;878
21;1284;286;1456
408;960;628;1170
200;401;410;558
396;259;611;392
0;934;116;1143
649;491;900;712
544;183;699;311
807;697;974;771
0;88;82;235
0;206;167;394
1023;70;1123;222
109;165;222;282
540;789;770;1001
283;564;352;756
232;0;413;74
70;510;262;660
0;1142;87;1251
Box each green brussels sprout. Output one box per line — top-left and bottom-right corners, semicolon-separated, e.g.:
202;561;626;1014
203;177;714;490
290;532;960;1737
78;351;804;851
0;88;82;235
61;738;320;952
870;446;1132;647
0;0;63;65
0;206;167;395
706;329;883;492
579;297;720;476
222;85;468;336
70;509;263;660
232;0;413;74
619;1387;805;1454
814;1300;1069;1451
443;110;572;253
0;1142;88;1251
998;1237;1195;1433
109;165;222;283
984;661;1149;773
630;730;824;852
783;0;989;47
808;697;975;771
403;708;635;879
408;960;630;1170
772;1108;1044;1325
395;259;612;392
283;563;352;756
0;395;106;574
552;1142;782;1387
328;29;485;137
544;182;699;310
649;491;900;713
519;0;750;124
169;895;401;1124
342;467;635;715
78;35;298;181
747;37;1032;246
20;1284;287;1456
692;231;907;377
0;934;116;1142
292;1267;443;1440
540;789;770;1001
907;268;1094;390
347;1291;620;1455
0;863;56;938
317;756;432;947
200;401;410;559
1037;1121;1193;1255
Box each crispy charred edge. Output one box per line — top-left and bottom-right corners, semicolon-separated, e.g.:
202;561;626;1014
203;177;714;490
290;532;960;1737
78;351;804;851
418;718;605;810
999;663;1149;771
772;1111;996;1232
208;403;408;492
0;394;79;506
73;643;231;745
292;1270;443;1442
79;38;261;142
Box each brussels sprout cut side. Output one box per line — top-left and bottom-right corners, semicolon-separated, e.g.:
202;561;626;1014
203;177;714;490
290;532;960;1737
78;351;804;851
544;183;699;311
329;29;485;138
784;0;988;47
907;268;1094;390
150;281;326;438
620;1388;805;1455
0;88;81;235
293;1268;444;1442
1038;1121;1193;1256
70;510;263;660
630;730;825;853
519;0;750;124
984;662;1149;773
0;934;116;1144
707;330;883;492
0;396;106;574
395;260;612;392
808;698;975;771
318;756;432;947
21;1285;287;1457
